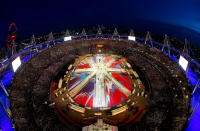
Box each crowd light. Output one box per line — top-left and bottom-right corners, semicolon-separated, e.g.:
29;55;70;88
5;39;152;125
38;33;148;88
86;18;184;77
12;56;21;72
64;36;72;41
128;36;136;41
179;55;188;71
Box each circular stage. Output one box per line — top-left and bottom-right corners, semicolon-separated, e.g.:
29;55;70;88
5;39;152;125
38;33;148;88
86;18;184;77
51;54;145;107
10;38;191;130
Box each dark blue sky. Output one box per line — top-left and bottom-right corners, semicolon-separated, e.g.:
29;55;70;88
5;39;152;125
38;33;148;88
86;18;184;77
0;0;200;47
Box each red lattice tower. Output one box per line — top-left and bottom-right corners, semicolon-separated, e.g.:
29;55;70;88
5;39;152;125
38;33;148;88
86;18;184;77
6;23;18;49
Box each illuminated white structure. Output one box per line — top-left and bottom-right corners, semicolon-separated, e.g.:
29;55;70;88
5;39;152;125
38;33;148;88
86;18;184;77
12;56;21;72
179;55;188;71
128;36;136;41
93;55;107;107
64;36;72;41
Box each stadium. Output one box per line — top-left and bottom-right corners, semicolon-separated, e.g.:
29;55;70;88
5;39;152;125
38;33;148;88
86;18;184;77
0;27;199;131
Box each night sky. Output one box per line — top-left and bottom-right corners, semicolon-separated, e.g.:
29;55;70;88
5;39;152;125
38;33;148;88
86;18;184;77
0;0;200;47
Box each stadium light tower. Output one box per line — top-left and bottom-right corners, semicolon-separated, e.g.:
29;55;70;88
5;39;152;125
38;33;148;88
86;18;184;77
145;31;153;47
64;30;72;41
96;26;103;38
128;29;136;41
81;28;87;38
81;28;86;35
47;32;55;47
129;29;135;36
183;39;189;56
47;32;54;41
64;30;70;37
162;34;171;55
112;28;120;39
179;39;196;74
183;38;194;58
30;35;36;46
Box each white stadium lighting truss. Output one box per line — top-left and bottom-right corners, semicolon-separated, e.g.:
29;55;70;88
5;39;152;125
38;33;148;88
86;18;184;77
179;55;188;71
128;36;136;41
12;56;21;72
64;36;72;41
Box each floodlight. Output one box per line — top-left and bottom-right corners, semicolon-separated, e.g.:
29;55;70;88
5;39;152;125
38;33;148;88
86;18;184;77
179;55;188;71
12;56;21;72
64;36;72;41
128;36;136;41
